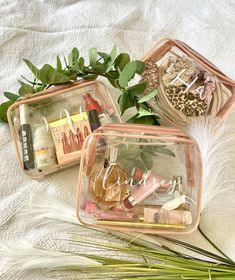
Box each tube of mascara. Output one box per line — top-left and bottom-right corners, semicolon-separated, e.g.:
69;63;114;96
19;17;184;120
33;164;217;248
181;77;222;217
19;104;34;170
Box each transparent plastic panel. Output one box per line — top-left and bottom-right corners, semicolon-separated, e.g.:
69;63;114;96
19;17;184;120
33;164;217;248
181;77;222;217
141;40;233;126
9;82;121;178
78;129;201;234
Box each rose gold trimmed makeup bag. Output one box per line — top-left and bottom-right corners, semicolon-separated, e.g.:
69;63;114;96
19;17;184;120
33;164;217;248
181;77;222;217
76;123;202;234
7;80;121;178
140;38;235;126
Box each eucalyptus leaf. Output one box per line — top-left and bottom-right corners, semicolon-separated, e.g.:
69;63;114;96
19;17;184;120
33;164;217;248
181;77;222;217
89;48;98;67
118;90;135;115
92;63;107;73
68;47;79;66
155;148;176;157
118;61;137;88
97;52;109;60
137;108;156;118
82;74;98;80
23;59;40;79
39;64;70;84
56;55;62;72
18;83;35;96
127;114;159;125
114;53;130;71
135;60;145;75
4;92;19;101
128;81;147;97
78;57;85;73
138;89;158;103
0;100;14;122
140;151;153;170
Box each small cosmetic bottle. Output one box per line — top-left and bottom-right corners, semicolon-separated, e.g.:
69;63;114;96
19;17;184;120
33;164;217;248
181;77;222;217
19;104;35;170
33;124;57;171
140;208;192;225
88;147;128;210
123;171;170;209
83;93;110;124
88;109;101;132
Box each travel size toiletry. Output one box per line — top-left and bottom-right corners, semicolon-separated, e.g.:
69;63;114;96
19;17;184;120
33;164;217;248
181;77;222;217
141;207;192;225
19;104;34;170
83;93;110;124
33;124;57;171
123;172;170;209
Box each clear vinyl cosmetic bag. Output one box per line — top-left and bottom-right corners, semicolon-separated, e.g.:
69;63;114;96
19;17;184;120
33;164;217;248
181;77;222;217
141;39;235;126
7;81;121;178
76;123;202;234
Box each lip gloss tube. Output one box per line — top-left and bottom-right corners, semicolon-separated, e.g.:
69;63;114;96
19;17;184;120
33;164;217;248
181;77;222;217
19;104;35;170
123;172;170;209
85;202;135;221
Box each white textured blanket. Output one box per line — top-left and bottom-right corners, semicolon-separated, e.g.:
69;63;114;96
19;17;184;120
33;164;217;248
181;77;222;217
0;1;235;277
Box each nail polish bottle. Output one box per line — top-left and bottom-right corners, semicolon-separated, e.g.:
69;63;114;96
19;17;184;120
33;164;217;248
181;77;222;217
83;93;110;124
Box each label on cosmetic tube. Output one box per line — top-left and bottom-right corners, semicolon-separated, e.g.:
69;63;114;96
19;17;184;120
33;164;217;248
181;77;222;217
143;208;192;225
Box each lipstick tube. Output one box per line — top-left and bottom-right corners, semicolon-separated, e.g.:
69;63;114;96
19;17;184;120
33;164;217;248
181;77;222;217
19;104;35;170
123;172;171;209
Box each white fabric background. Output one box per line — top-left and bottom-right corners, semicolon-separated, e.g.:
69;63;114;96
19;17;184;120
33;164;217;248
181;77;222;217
0;0;235;276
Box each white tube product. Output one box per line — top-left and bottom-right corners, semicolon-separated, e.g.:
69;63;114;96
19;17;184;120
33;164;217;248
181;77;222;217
33;125;57;171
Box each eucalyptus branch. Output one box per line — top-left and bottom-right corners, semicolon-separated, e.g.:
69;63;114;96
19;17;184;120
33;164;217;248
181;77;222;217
0;46;160;124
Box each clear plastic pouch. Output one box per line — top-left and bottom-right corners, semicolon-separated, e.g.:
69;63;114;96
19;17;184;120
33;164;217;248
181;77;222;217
7;80;121;178
141;39;235;126
77;123;202;234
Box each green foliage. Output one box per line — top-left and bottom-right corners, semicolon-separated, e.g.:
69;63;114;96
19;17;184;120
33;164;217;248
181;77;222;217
1;45;160;124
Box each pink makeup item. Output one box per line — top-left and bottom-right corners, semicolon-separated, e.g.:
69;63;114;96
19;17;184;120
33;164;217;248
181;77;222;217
131;168;172;189
85;202;134;221
123;171;171;209
140;207;192;225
